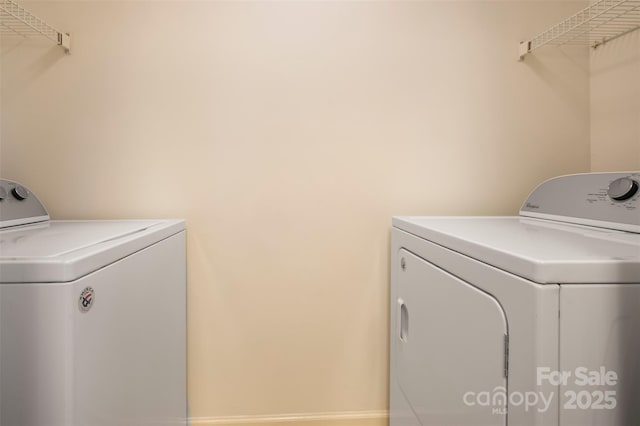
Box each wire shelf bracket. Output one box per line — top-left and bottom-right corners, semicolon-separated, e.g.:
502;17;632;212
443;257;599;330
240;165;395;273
519;0;640;60
0;0;71;53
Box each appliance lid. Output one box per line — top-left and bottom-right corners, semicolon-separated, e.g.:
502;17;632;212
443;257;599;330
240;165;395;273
0;219;184;283
393;216;640;284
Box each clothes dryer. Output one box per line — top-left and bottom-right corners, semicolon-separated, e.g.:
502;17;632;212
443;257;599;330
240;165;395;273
390;172;640;426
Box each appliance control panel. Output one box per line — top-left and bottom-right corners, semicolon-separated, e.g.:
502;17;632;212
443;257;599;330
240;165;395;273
0;179;49;229
520;172;640;233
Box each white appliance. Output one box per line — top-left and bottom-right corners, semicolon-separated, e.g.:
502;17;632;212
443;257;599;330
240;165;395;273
390;172;640;426
0;179;187;426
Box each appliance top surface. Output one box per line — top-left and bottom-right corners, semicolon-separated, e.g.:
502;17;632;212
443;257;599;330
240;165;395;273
393;216;640;284
1;220;167;258
0;219;185;283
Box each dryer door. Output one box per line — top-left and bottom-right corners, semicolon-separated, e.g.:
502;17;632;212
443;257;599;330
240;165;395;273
396;249;508;426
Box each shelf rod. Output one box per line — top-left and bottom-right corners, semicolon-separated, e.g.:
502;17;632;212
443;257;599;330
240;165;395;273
0;0;71;53
519;0;640;60
563;0;640;46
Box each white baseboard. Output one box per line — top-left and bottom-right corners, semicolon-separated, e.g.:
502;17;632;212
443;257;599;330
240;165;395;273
191;410;388;426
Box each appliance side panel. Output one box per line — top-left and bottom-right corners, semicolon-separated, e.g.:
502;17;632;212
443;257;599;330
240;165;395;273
560;284;640;426
73;231;187;426
0;282;75;426
390;231;422;426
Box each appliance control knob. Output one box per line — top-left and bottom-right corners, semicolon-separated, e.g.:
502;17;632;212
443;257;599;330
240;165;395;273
11;185;29;201
608;177;639;201
0;187;6;200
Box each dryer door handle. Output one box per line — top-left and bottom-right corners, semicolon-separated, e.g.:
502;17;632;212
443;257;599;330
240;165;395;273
398;299;409;342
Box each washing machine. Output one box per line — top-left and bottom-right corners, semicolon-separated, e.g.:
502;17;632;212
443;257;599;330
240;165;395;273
0;179;187;426
390;172;640;426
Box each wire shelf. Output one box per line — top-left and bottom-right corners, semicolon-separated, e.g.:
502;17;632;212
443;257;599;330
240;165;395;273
0;0;70;53
519;0;640;60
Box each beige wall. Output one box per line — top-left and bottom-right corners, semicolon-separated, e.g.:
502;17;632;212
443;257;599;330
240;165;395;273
1;1;590;425
590;30;640;172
